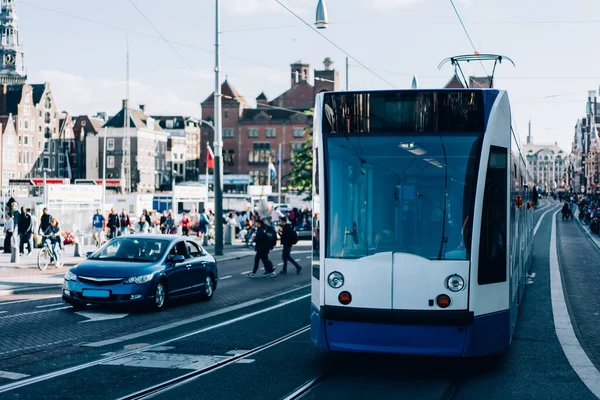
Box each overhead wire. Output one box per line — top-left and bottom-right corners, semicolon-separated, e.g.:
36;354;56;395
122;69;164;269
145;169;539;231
272;0;395;88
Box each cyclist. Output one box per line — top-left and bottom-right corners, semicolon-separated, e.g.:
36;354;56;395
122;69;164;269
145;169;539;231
42;217;63;267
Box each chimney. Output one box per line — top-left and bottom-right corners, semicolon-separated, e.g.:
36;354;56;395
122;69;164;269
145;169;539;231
139;104;146;113
527;119;533;145
122;99;129;110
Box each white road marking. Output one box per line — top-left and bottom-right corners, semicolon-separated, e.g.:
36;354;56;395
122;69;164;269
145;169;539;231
0;296;62;307
305;256;312;259
0;307;69;320
291;250;312;255
219;275;232;280
277;263;284;266
0;291;311;394
82;284;311;348
534;205;560;236
76;311;129;323
100;351;256;370
0;371;30;380
241;271;252;275
36;303;64;309
0;311;7;314
550;209;600;397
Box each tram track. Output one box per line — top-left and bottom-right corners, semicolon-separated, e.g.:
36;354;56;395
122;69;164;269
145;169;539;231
280;372;331;400
118;326;311;400
0;292;310;395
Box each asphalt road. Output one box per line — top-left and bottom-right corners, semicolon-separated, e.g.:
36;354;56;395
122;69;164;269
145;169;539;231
1;200;600;399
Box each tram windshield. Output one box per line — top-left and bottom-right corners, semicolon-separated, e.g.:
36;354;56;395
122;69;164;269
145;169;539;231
325;134;481;260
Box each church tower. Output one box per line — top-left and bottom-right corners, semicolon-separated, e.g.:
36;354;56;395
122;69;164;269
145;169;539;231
0;0;26;84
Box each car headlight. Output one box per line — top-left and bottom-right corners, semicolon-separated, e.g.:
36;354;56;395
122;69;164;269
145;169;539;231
446;274;465;292
327;272;344;289
64;270;77;282
124;273;154;285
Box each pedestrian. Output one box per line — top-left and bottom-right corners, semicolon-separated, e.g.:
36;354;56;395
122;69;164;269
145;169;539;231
39;208;52;236
3;214;13;253
279;216;302;275
181;212;191;236
107;208;120;239
135;215;150;233
18;206;32;256
92;208;105;246
119;209;131;236
26;208;35;251
198;208;209;240
160;210;168;234
166;211;176;234
249;219;276;278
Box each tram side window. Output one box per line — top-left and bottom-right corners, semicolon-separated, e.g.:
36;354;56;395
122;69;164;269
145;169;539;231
478;146;508;285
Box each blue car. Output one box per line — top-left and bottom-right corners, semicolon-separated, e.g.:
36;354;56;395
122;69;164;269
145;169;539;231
62;235;218;311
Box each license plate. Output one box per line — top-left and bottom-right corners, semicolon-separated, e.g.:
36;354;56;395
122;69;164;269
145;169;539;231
82;289;110;298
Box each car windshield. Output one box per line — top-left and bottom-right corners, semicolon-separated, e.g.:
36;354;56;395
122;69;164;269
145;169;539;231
325;134;481;260
90;238;170;262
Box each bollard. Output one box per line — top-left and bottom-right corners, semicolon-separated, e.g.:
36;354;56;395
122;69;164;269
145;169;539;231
73;234;81;257
10;234;19;263
202;234;208;247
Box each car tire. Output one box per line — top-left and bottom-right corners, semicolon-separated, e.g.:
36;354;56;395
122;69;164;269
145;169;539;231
152;281;168;311
199;275;215;301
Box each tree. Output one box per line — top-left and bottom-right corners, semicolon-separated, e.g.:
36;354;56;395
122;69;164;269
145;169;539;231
285;109;313;201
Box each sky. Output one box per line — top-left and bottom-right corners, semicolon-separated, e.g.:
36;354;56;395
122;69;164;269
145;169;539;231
15;0;600;151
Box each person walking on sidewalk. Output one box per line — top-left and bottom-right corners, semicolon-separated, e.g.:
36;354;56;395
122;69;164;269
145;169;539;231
18;206;33;256
107;208;120;239
279;216;302;275
92;209;105;246
249;219;276;278
119;209;131;236
181;213;191;236
3;214;13;253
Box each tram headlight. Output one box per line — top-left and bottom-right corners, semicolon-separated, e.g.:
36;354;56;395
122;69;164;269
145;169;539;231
445;274;465;292
327;272;344;289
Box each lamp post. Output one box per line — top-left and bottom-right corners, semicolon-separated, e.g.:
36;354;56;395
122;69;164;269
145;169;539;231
42;168;51;208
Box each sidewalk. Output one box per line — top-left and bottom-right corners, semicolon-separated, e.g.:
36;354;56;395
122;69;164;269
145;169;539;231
0;241;258;296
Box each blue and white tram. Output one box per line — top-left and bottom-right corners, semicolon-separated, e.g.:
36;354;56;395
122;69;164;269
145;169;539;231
310;89;535;357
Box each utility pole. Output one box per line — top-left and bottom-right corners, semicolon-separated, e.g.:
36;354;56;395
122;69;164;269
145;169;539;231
102;126;107;214
213;0;224;255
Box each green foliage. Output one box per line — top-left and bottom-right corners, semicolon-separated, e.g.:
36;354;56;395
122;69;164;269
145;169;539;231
285;109;313;200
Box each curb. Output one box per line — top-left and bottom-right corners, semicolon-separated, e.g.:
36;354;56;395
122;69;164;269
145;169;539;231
574;209;600;250
0;284;62;297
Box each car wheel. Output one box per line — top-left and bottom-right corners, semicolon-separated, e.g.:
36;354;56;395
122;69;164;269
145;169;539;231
152;281;167;311
200;275;215;301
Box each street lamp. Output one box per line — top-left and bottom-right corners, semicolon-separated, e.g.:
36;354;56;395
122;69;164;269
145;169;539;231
315;0;328;29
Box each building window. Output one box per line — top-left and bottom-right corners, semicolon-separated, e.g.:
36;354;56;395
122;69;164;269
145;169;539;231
39;110;42;117
81;120;86;126
18;151;21;163
24;105;30;116
31;120;35;132
265;128;276;138
45;97;52;109
38;141;41;151
43;158;49;169
122;137;129;150
248;128;259;138
225;150;235;166
248;143;272;165
24;120;29;130
25;93;30;103
18;136;21;145
59;154;64;163
223;128;235;138
58;168;64;177
44;112;50;124
249;170;268;185
23;135;28;145
52;142;56;153
107;138;115;151
293;128;304;138
107;156;115;168
224;110;229;118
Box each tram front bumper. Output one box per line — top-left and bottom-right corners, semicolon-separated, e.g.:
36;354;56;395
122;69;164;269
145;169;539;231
313;305;509;357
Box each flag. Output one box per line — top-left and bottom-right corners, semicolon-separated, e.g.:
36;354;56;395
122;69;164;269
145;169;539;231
269;160;277;181
207;145;214;169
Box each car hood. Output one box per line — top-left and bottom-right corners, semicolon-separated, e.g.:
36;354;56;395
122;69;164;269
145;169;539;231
74;260;161;278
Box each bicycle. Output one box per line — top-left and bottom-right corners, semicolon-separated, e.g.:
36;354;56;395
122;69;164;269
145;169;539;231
37;235;63;270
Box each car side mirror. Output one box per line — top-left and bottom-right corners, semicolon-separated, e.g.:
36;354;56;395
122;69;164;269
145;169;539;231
170;255;185;263
86;252;94;259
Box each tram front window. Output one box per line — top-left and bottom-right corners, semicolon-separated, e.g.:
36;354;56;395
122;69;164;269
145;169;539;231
325;135;481;260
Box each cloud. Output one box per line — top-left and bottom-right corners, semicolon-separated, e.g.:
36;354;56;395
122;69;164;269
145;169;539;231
224;0;314;15
30;70;201;118
369;0;422;9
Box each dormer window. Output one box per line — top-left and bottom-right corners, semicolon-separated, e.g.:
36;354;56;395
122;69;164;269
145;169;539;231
45;96;52;109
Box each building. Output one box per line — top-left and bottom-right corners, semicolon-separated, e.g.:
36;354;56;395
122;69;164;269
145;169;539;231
523;120;569;192
71;114;105;181
86;100;168;193
200;58;338;190
153;115;202;183
0;0;26;85
571;90;600;194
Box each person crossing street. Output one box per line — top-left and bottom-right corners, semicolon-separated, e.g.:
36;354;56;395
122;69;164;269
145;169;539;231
279;216;302;275
249;219;276;278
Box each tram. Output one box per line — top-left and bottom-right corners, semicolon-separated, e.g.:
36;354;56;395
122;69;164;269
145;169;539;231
310;87;535;357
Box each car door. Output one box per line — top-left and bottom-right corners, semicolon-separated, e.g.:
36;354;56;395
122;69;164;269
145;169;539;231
186;240;207;292
165;240;192;297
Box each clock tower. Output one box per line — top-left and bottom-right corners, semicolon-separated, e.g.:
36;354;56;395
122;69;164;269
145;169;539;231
0;0;26;84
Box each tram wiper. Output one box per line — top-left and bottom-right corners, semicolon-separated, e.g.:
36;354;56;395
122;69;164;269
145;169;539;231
437;137;449;260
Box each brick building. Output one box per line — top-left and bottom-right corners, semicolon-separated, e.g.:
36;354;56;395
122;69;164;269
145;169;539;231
200;58;339;190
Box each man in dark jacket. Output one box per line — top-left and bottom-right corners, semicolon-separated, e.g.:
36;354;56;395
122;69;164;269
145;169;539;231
18;206;32;255
107;208;120;239
39;208;52;235
249;219;275;277
279;216;302;275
